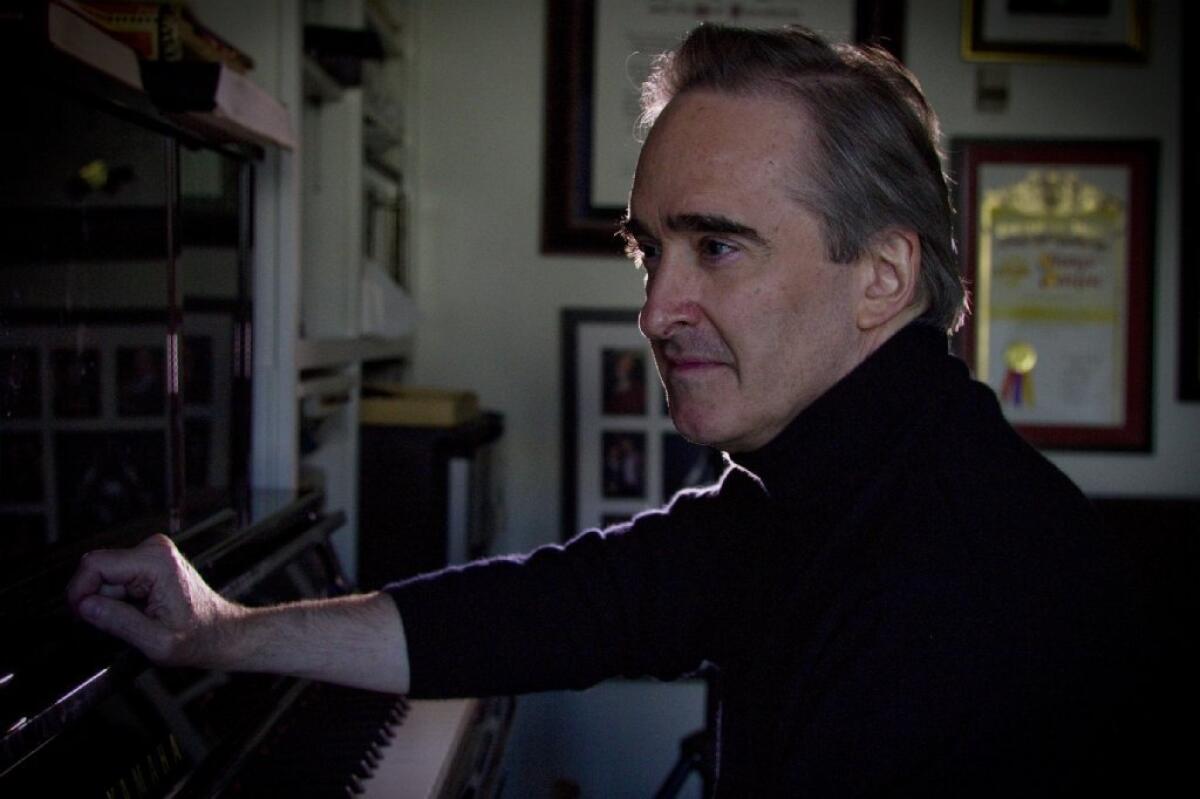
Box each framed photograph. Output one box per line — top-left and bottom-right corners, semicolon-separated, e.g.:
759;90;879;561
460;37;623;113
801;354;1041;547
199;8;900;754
1181;4;1199;400
0;432;44;503
542;0;905;255
562;308;721;539
953;138;1157;450
601;347;648;415
0;348;41;418
52;348;101;418
117;346;166;417
601;430;646;497
962;0;1148;63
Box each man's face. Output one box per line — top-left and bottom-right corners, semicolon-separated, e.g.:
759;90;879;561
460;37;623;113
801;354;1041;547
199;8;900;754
626;90;866;452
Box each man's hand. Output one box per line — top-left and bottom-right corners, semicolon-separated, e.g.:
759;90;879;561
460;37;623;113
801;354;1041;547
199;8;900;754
67;533;244;669
67;533;412;694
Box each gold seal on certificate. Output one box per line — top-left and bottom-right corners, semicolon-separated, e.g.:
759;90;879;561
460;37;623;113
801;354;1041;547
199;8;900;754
1001;341;1038;407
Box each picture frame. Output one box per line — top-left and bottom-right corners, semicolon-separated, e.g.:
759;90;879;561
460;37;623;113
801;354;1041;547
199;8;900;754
561;308;722;540
0;348;41;419
961;0;1148;64
952;138;1157;450
542;0;906;256
1180;3;1199;401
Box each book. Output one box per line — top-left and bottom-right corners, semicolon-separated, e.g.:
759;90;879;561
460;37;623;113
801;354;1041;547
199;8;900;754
360;386;481;428
44;0;144;89
69;1;254;72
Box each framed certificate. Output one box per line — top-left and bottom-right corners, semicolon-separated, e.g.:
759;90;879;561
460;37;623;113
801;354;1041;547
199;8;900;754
953;139;1157;450
541;0;904;255
961;0;1148;63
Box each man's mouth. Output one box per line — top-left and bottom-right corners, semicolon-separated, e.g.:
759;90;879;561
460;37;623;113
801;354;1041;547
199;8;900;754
660;346;732;376
667;357;728;373
654;336;734;379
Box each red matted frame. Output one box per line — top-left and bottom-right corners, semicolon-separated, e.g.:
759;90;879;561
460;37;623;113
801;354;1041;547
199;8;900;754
952;138;1157;451
1181;5;1200;400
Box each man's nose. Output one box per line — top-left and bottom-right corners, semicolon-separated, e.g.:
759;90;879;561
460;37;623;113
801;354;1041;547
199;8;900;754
638;257;700;341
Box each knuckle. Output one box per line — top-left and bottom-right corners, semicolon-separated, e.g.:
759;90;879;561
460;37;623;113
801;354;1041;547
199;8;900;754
145;533;173;551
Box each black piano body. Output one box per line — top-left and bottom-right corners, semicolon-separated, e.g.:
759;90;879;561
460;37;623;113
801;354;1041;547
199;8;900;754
0;489;513;798
0;4;510;795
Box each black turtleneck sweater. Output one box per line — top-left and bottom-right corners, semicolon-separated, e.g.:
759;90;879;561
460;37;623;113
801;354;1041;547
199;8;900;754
386;325;1144;796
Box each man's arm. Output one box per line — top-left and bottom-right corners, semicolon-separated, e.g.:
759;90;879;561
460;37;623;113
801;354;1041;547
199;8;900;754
66;533;411;694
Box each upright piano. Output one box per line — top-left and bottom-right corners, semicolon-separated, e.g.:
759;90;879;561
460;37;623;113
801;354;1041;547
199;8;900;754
0;489;513;797
1;4;511;794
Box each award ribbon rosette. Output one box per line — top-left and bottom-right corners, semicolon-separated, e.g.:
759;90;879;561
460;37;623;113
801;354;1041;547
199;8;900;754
975;168;1128;427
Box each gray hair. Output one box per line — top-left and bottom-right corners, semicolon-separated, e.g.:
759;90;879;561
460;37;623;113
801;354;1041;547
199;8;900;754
640;25;967;333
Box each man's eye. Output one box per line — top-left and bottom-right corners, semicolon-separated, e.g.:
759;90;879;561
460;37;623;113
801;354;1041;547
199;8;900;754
700;239;736;259
639;242;662;265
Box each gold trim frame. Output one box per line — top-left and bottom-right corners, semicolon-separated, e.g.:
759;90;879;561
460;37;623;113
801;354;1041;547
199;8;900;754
962;0;1148;63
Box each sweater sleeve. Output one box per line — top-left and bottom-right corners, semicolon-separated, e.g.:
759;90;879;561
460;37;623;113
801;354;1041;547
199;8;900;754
385;467;767;698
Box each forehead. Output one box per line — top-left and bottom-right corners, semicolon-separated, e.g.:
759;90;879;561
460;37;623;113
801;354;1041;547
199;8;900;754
630;89;814;218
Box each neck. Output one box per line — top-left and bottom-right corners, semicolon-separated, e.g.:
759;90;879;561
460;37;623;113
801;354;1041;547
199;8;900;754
852;304;930;367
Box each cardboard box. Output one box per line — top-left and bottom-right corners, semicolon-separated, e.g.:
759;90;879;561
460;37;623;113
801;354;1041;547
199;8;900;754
360;384;479;427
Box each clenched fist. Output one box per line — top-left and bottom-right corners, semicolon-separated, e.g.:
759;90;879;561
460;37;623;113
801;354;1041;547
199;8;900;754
67;533;246;669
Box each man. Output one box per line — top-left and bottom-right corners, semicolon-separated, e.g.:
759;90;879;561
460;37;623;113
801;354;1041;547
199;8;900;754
69;25;1144;796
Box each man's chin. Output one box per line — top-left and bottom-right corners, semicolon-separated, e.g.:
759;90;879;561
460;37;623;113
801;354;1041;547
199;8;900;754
668;409;732;451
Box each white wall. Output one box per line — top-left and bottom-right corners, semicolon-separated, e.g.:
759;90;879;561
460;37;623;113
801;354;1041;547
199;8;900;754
407;0;1190;795
408;3;682;794
409;0;645;557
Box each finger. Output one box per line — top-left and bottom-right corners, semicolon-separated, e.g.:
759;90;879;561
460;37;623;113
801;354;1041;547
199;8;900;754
77;595;172;662
67;535;174;610
66;552;109;611
98;583;128;600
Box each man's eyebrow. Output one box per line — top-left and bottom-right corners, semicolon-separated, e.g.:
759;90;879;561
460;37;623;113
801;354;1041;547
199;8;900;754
666;214;769;247
618;214;769;249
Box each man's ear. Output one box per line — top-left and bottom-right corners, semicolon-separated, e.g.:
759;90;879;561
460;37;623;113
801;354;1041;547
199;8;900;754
855;227;922;332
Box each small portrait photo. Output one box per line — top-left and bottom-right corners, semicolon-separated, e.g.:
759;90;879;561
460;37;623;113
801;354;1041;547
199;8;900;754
52;349;101;418
662;433;722;499
117;346;166;417
183;336;213;405
601;431;646;498
601;348;647;415
0;348;41;418
0;432;44;503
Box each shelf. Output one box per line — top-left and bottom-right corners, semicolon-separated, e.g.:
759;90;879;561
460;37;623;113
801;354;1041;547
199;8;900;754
43;0;142;90
302;55;344;104
10;2;293;153
365;0;406;58
296;335;412;371
363;111;403;156
296;373;358;401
